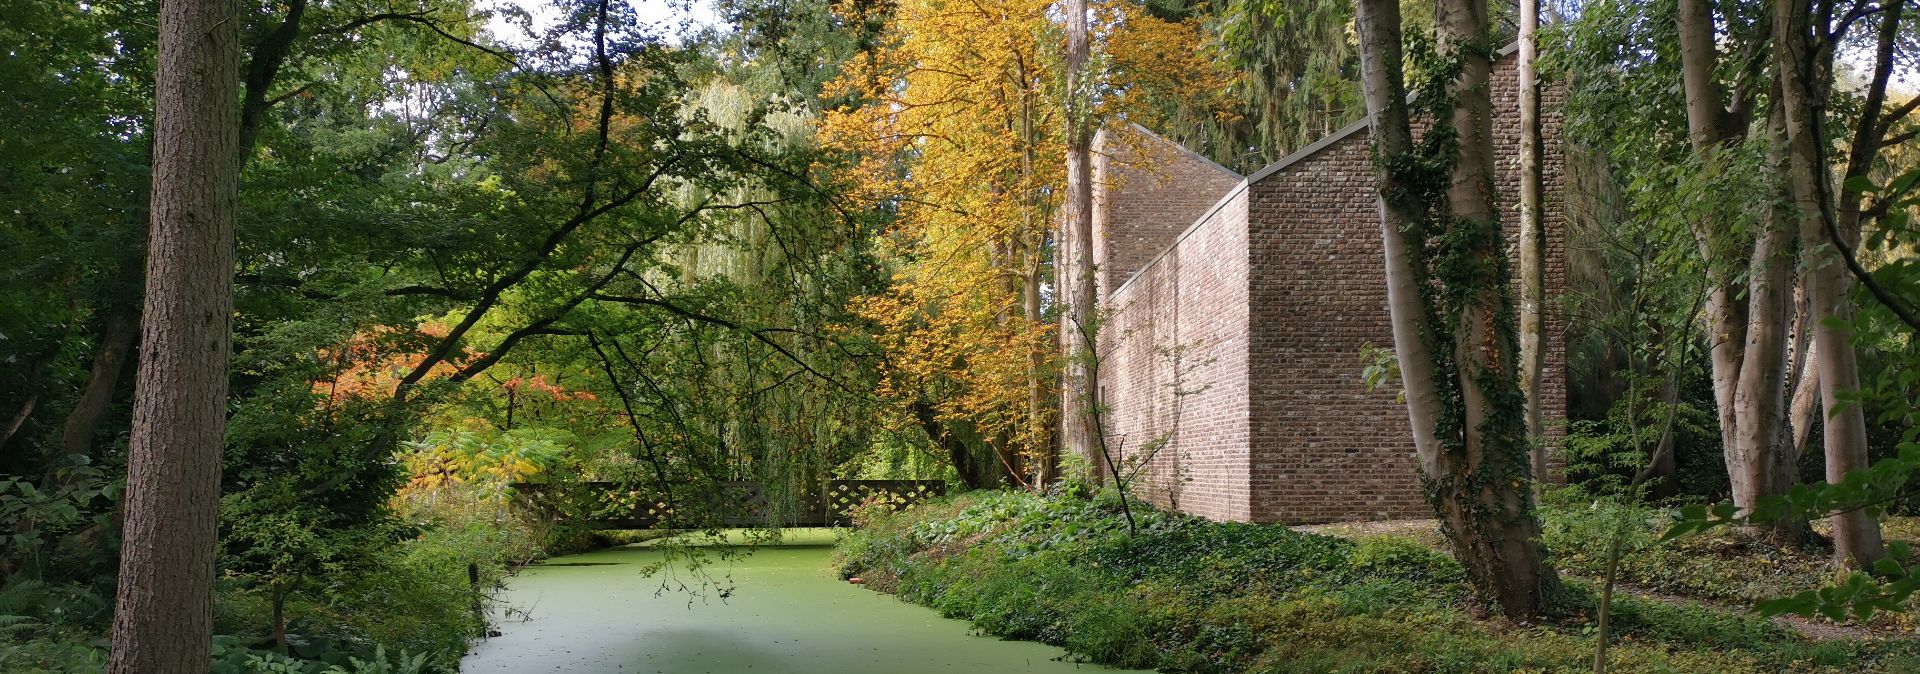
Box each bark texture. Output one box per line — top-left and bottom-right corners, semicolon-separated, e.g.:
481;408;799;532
1773;0;1893;567
1060;0;1099;483
1517;0;1548;488
1675;0;1807;544
1357;0;1559;619
106;0;241;668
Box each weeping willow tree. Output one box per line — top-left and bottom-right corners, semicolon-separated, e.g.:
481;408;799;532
578;76;889;527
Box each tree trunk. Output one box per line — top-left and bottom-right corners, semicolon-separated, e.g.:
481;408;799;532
1787;284;1819;454
1;396;33;453
1676;0;1745;468
1358;0;1560;619
1675;0;1809;544
1022;257;1052;487
1355;0;1443;468
1060;0;1099;484
57;308;139;465
1721;102;1808;545
1825;0;1902;570
1647;372;1680;500
272;588;289;653
1517;0;1548;491
106;0;240;668
914;399;988;489
1773;0;1893;567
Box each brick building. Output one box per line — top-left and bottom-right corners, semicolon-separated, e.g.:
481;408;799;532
1093;48;1567;524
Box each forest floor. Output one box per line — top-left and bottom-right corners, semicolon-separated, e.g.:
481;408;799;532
1301;517;1909;641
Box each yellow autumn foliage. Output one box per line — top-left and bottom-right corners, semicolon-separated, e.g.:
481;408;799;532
822;0;1227;484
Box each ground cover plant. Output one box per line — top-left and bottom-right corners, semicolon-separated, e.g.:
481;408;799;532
837;490;1920;673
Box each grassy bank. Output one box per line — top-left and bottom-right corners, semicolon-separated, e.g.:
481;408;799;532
835;490;1920;673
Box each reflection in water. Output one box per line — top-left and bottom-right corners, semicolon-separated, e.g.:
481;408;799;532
460;530;1137;674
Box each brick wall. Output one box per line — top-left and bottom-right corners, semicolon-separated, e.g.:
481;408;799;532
1099;188;1253;522
1098;49;1569;524
1091;125;1244;298
1094;125;1250;521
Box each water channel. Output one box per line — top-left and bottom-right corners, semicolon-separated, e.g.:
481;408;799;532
459;530;1140;673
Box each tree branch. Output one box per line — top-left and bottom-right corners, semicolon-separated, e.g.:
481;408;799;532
588;292;852;392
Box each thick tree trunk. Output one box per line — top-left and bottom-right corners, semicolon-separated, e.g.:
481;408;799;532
1435;0;1558;618
106;0;240;668
1358;0;1559;619
1719;104;1809;545
1517;0;1548;489
1676;0;1745;481
1060;0;1099;484
1824;0;1902;570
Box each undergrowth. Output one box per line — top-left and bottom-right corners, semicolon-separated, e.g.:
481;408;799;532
836;489;1920;673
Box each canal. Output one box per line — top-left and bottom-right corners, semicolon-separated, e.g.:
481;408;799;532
460;530;1140;673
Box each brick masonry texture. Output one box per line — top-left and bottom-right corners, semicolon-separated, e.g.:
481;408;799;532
1097;50;1570;524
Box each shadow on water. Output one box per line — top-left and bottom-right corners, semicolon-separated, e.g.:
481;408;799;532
532;562;624;567
460;528;1144;674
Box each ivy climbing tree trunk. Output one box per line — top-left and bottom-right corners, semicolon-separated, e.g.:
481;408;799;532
1356;0;1560;620
1060;0;1099;484
1516;0;1547;493
106;0;240;668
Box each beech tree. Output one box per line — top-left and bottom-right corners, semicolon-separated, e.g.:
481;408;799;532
1517;0;1548;487
1771;0;1901;567
107;0;241;668
1355;0;1560;618
1674;0;1810;545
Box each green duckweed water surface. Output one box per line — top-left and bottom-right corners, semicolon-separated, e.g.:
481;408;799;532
460;529;1138;674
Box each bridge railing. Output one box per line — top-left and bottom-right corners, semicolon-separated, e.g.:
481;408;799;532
512;479;947;529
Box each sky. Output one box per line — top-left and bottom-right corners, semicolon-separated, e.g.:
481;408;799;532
482;0;722;47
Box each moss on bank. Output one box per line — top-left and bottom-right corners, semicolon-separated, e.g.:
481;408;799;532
836;490;1920;673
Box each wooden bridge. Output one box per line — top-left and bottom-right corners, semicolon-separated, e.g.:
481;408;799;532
513;479;947;529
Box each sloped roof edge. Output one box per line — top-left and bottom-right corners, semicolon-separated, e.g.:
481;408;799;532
1243;41;1522;186
1107;41;1522;298
1108;178;1251;298
1120;122;1243;179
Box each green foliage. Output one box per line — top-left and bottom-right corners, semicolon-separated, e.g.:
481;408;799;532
0;458;120;572
839;491;1882;673
1560;380;1719;498
207;636;430;674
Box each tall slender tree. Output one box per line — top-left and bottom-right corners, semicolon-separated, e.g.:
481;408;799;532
108;0;241;668
1355;0;1560;618
1772;0;1895;567
1674;0;1808;545
1060;0;1097;483
1517;0;1548;488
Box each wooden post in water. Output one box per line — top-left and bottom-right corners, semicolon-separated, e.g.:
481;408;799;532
469;562;485;633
